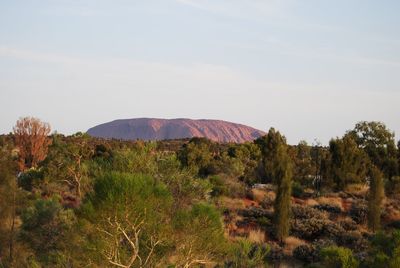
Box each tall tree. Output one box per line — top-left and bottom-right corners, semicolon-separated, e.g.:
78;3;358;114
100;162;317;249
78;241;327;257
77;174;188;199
329;134;369;190
349;121;398;179
257;128;293;242
13;117;51;171
293;140;314;182
368;165;385;232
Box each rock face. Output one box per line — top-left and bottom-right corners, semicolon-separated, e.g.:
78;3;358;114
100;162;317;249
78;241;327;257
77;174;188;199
87;118;265;143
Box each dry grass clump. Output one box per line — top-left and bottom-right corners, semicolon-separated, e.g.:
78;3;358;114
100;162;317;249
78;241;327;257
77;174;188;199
251;188;268;203
304;199;319;206
219;196;245;210
248;229;265;244
283;236;307;256
345;183;369;197
316;196;344;210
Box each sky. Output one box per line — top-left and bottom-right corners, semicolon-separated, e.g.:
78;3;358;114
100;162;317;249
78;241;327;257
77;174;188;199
0;0;399;144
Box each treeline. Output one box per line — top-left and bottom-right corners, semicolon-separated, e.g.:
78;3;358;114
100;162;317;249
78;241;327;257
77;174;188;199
0;117;400;267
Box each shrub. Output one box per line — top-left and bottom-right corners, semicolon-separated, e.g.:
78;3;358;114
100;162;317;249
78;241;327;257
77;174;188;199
20;197;76;259
18;169;44;191
313;204;342;214
336;231;368;252
323;222;345;238
293;244;318;263
385;176;400;195
291;218;326;240
349;201;368;224
291;205;328;240
225;239;269;268
292;181;304;198
292;205;325;220
339;218;358;231
320;246;359;268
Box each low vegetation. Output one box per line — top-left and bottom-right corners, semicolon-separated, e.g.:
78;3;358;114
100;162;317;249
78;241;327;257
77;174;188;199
1;117;400;267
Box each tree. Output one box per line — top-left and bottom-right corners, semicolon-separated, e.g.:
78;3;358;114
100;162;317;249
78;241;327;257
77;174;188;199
256;128;290;184
177;138;214;177
329;134;369;190
257;128;293;242
368;165;385;232
349;121;398;179
293;140;314;182
13;117;51;171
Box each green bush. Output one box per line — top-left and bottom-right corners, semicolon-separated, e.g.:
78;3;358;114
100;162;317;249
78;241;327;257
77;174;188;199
292;181;304;198
320;246;358;268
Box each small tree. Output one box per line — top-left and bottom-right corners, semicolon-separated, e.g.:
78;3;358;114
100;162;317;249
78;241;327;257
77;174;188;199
368;165;385;232
13;117;51;171
258;128;293;242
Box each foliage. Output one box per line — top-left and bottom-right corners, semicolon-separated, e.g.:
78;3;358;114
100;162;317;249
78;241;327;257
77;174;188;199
320;246;359;268
368;166;385;232
80;172;173;267
225;238;269;267
20;197;76;263
349;201;368;225
177;137;214;176
293;244;318;263
173;203;226;267
349;121;398;179
329;135;368;190
13;117;52;171
292;181;304;198
364;230;400;268
257;128;294;242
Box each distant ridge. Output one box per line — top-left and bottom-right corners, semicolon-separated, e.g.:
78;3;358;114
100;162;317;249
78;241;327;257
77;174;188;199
87;118;266;143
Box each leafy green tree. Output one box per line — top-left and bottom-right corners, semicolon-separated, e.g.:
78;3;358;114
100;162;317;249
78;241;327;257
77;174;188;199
329;134;369;190
293;140;315;182
228;142;262;184
349;121;398;179
320;246;358;268
368;165;385;232
257;128;293;242
177;138;214;177
256;128;290;184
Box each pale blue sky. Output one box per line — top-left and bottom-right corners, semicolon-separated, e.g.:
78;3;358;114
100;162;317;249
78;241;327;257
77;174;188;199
0;0;399;144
